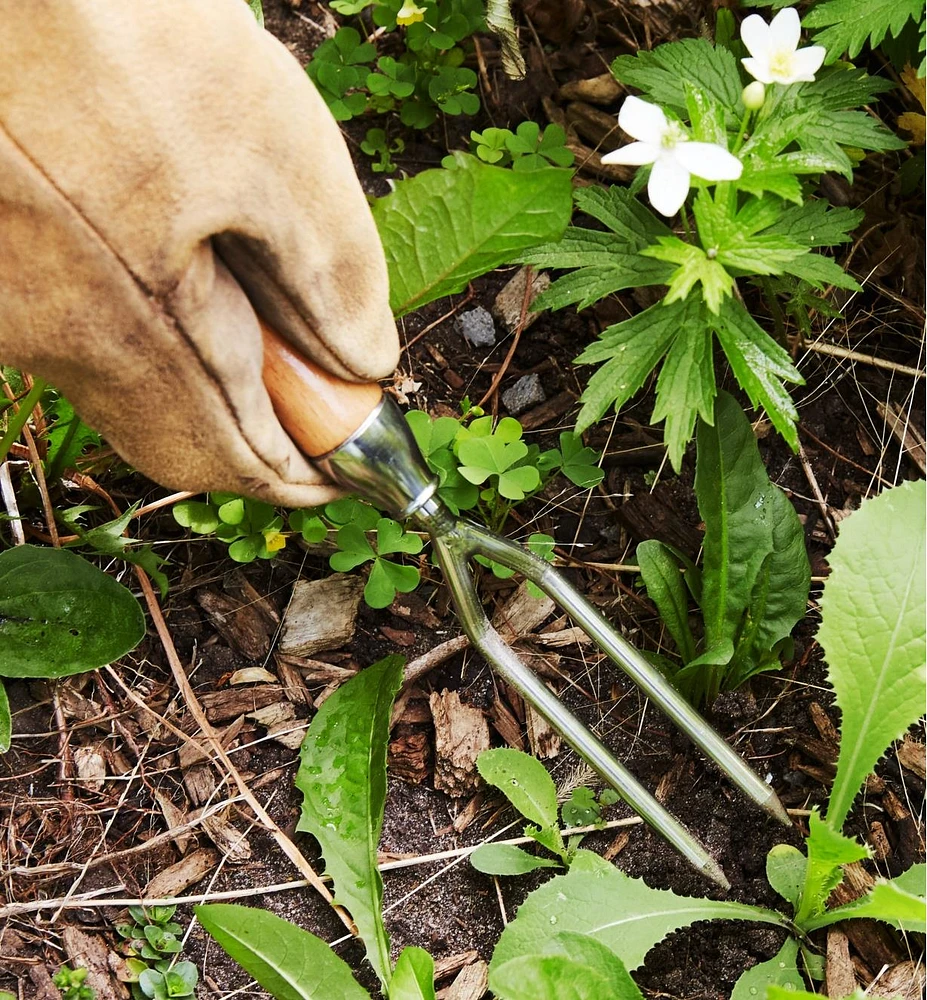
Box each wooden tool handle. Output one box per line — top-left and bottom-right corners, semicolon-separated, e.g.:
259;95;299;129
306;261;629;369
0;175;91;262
260;321;383;458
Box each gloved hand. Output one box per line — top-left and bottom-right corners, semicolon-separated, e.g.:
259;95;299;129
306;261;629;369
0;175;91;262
0;0;399;507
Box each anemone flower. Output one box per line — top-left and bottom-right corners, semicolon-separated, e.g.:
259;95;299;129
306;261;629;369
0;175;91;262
601;96;743;217
741;7;826;85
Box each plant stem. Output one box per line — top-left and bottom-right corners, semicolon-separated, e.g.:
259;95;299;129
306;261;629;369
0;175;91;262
0;378;47;464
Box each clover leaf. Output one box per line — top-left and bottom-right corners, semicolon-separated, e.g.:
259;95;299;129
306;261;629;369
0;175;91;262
330;517;423;609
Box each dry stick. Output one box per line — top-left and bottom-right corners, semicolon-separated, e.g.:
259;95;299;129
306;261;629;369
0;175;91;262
130;491;196;519
476;266;535;409
0;461;25;545
797;440;837;542
804;339;925;379
132;567;355;935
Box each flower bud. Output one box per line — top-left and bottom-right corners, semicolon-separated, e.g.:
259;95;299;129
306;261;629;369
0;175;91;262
742;81;766;111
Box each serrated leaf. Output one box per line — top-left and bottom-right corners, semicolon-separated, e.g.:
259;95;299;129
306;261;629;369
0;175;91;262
295;656;404;989
803;0;923;61
818;480;926;829
730;938;804;999
573;297;687;432
392;947;436;1000
805;875;927;933
890;862;926;896
611;38;742;115
780;252;861;292
710;299;802;451
0;546;145;679
490;933;644;1000
796;810;869;925
470;843;561;875
643;238;733;314
766;845;807;909
195;904;367;1000
491;862;788;973
374;154;573;316
636;541;697;662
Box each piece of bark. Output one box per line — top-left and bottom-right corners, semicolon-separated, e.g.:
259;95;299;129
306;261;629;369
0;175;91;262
618;486;704;557
868;820;892;860
518;390;575;432
434;951;480;983
877;401;927;473
869;961;926;999
225;569;279;628
192;807;252;862
830;863;905;971
526;705;561;759
809;701;840;746
197;685;286;723
61;926;130;1000
603;829;631;861
144;847;218;898
437;960;489;1000
655;755;688;804
826;927;857;998
152;790;196;853
430;690;491;797
278;653;358;685
453;792;484;834
559;73;622;105
278;574;364;655
536;625;592;647
566;101;623;152
196;589;272;660
896;736;926;779
493;581;555;639
389;731;430;783
492;268;550;335
275;655;314;706
248;700;307;749
488;697;526;751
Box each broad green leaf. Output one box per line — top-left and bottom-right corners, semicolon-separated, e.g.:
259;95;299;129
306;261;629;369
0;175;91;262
365;559;420;608
803;0;923;61
0;546;145;679
651;319;716;470
695;392;808;695
802;68;895;111
498;464;541;500
711;298;802;451
376;518;424;556
763;201;863;248
491;933;644;1000
471;843;560;875
374;153;573;316
295;656;404;990
573;297;687;432
611;39;742;115
643;238;733;314
194;904;367;1000
796;811;869;926
890;862;926;897
0;681;10;753
818;480;926;829
766;844;807;909
392;947;436;1000
572;186;671;244
636;541;697;662
731;938;804;999
218;498;245;526
477;748;564;857
805;876;927;933
491;863;788;973
330;524;376;571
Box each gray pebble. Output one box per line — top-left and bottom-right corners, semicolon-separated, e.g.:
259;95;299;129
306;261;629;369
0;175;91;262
502;374;546;415
457;306;496;347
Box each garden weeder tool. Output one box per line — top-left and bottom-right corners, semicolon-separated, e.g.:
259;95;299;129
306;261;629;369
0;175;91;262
261;323;790;888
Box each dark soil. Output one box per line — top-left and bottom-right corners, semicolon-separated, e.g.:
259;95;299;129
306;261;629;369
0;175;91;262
1;1;924;998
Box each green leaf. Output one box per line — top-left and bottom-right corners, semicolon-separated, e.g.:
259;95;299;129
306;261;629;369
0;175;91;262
365;559;420;609
889;862;926;897
766;844;807;909
470;843;561;875
573;297;686;432
0;681;10;753
796;811;869;925
0;546;145;679
491;860;788;973
730;938;804;999
477;748;565;857
817;480;926;829
636;540;697;662
195;904;368;1000
710;298;802;451
295;656;405;990
330;523;376;572
392;947;436;1000
556;432;604;488
218;498;245;526
643;237;734;314
289;510;328;544
611;38;742;115
806;875;927;933
803;0;923;61
374;154;573;316
491;933;645;1000
376;518;424;557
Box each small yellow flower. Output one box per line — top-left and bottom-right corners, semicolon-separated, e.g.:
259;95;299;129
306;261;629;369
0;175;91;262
263;529;286;553
396;1;426;25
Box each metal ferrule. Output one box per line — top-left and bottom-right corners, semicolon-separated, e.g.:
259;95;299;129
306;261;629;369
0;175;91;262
314;396;438;520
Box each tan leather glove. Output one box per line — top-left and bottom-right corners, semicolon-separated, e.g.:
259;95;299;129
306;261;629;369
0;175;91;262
0;0;399;507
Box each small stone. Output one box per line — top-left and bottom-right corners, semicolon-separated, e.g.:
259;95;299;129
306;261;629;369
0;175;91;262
502;373;546;415
457;306;496;347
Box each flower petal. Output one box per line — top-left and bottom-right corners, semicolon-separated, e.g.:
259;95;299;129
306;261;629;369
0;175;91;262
675;142;743;180
769;7;801;53
791;45;826;81
601;141;659;166
740;14;771;59
741;56;774;85
618;96;668;145
648;158;691;217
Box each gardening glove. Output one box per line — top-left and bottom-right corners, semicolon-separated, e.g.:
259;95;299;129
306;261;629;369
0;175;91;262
0;0;399;508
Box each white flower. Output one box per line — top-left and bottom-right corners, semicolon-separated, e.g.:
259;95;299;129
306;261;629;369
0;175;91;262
741;7;826;85
601;96;743;217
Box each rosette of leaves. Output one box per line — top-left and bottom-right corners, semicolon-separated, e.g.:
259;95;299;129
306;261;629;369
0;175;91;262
118;905;199;1000
519;33;904;469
